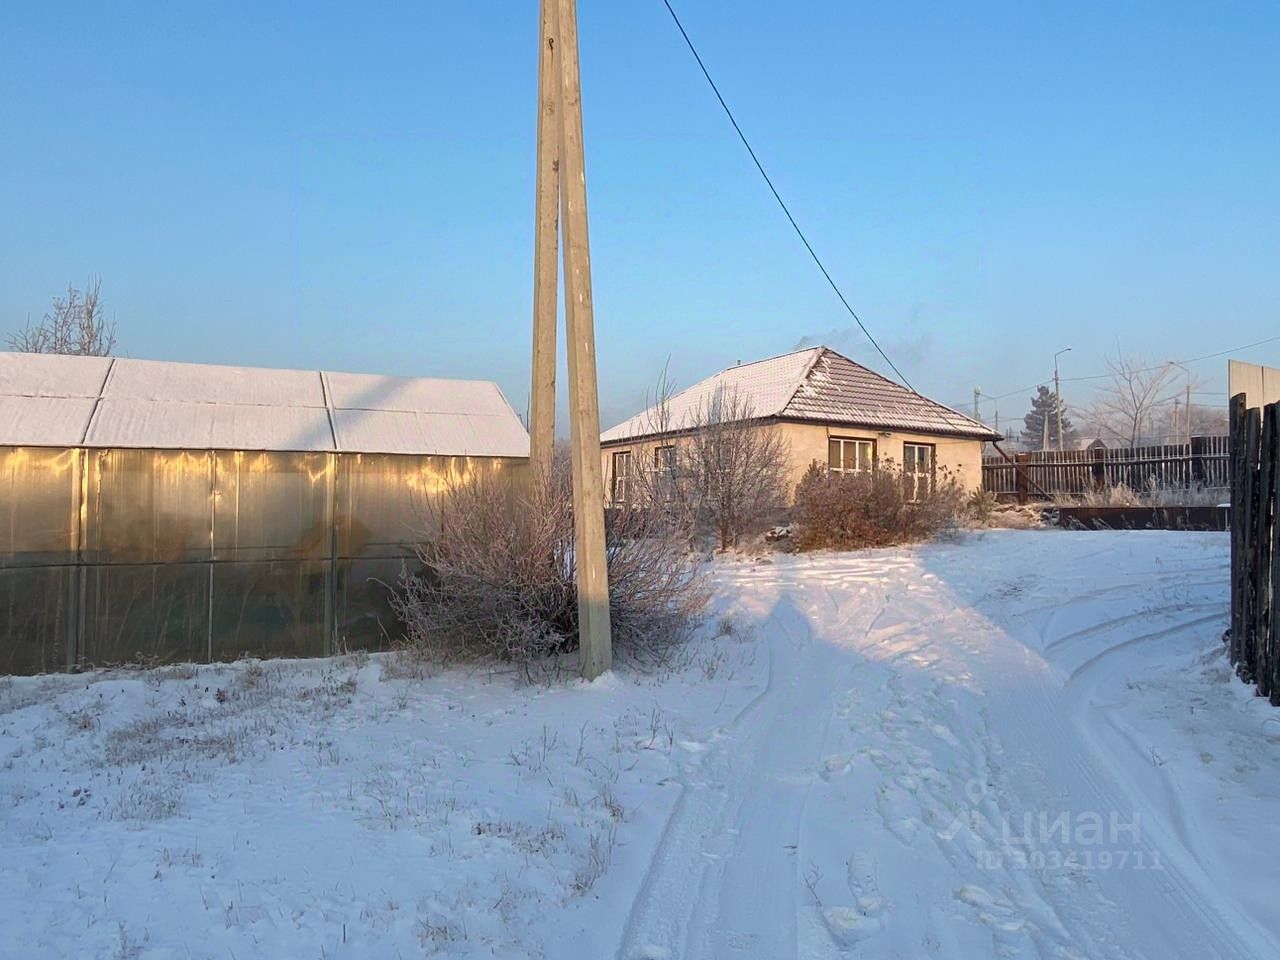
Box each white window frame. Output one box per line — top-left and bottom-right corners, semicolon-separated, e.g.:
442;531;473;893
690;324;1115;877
654;444;676;473
611;450;632;505
903;442;935;502
829;437;876;476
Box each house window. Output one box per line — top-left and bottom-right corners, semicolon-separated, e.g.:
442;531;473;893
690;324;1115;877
654;444;677;501
903;443;935;502
611;450;632;505
654;445;676;473
828;437;875;475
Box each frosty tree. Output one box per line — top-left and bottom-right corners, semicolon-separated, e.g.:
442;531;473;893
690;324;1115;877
1020;385;1077;451
7;277;117;357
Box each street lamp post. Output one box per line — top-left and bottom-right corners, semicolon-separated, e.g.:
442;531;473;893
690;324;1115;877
1168;360;1192;445
1053;347;1071;452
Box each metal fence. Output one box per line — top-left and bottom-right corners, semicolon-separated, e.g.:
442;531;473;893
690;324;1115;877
1;446;525;675
982;437;1229;499
1228;397;1278;703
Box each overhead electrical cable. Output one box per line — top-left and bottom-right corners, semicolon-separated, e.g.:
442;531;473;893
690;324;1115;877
658;0;916;392
955;333;1280;411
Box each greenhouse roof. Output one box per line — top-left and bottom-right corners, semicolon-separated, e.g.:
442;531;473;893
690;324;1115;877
0;352;529;457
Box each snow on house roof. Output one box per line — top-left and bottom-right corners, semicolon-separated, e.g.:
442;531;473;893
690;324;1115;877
0;352;529;457
601;346;999;444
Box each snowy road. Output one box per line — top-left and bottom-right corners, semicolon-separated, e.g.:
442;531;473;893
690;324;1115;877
4;531;1278;959
611;531;1279;960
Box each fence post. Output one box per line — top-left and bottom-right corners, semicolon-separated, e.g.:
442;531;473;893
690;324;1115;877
1015;453;1030;504
1090;446;1105;492
1190;435;1209;486
1255;404;1275;697
1270;405;1280;705
1240;406;1261;682
1229;395;1245;665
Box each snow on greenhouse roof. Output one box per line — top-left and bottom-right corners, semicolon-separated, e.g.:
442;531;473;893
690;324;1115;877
600;346;999;443
0;353;529;457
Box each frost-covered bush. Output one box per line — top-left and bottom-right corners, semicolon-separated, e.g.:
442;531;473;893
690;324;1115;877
791;461;965;551
390;460;708;672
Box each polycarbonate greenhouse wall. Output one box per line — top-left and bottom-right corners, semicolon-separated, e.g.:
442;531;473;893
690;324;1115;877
0;446;526;674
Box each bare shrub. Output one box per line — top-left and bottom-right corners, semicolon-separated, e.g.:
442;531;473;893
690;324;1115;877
683;391;791;550
792;461;964;551
629;367;791;550
390;459;707;671
8;276;117;356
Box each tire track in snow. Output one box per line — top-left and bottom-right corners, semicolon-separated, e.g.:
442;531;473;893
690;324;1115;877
614;572;885;960
612;604;781;960
1049;601;1277;960
1043;602;1224;657
1005;587;1271;960
1064;611;1227;686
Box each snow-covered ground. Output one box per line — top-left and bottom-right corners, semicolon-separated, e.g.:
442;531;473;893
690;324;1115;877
3;530;1278;959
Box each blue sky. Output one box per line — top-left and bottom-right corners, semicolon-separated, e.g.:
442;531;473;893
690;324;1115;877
2;1;1277;430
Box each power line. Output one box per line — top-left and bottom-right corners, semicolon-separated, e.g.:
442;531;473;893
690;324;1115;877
960;333;1280;411
658;0;915;391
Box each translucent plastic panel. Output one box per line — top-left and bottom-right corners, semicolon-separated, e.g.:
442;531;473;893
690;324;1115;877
80;563;210;666
0;447;78;568
335;453;467;558
334;557;404;650
84;449;213;563
210;560;329;661
0;566;73;674
213;451;332;562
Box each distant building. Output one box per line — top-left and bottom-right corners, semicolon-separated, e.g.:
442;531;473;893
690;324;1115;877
1071;437;1108;452
599;347;998;505
0;352;528;674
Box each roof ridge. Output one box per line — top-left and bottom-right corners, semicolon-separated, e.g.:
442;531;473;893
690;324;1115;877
712;345;821;376
602;346;822;437
777;345;829;414
80;356;117;445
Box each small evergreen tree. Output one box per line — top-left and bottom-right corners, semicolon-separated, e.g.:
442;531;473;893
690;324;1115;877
1021;385;1077;450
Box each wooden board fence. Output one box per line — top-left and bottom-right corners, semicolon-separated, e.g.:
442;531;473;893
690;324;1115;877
982;437;1228;500
1228;394;1279;704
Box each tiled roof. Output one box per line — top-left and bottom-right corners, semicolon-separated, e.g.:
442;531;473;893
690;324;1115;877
601;347;998;443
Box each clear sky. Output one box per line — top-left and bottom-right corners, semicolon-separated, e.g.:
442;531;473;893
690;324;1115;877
3;1;1277;431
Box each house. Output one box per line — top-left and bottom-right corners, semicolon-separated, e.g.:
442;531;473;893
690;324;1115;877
0;351;529;674
599;346;999;505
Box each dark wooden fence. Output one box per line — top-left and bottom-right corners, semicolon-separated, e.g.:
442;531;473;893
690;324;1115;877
982;437;1229;500
1228;394;1279;703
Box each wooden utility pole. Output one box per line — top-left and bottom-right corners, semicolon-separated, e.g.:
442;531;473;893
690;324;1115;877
531;0;612;679
528;0;559;480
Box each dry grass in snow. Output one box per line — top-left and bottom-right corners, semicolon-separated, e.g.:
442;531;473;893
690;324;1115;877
0;620;760;960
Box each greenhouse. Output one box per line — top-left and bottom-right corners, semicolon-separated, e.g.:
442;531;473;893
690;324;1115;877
0;351;529;675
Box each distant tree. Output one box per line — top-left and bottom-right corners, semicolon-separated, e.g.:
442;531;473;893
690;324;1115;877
1087;352;1177;447
1184;403;1228;438
7;277;117;356
1020;385;1077;451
